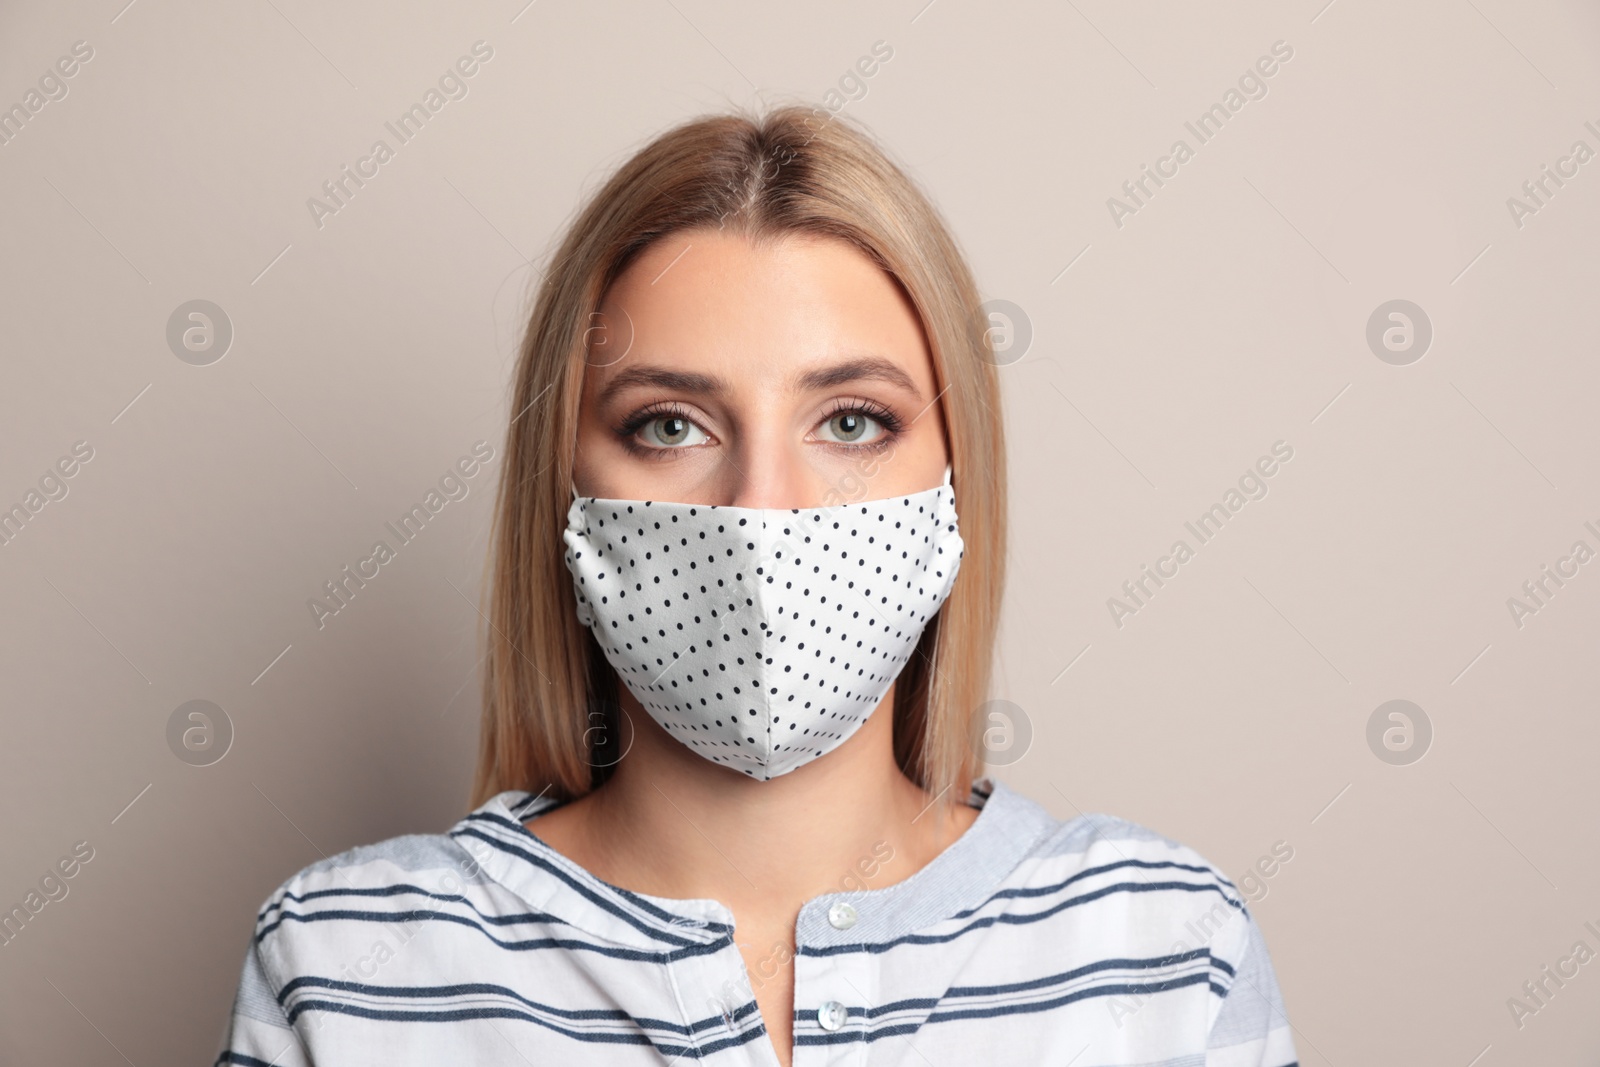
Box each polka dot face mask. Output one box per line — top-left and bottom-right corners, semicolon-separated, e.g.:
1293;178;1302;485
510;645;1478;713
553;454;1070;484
561;465;964;780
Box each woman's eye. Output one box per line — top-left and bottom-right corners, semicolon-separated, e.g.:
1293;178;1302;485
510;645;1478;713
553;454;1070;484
819;410;886;445
639;415;709;448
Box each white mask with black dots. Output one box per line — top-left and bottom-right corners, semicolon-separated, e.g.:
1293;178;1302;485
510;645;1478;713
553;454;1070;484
561;465;964;780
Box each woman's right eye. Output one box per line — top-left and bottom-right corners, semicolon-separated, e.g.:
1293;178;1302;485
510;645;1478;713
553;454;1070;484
639;415;710;449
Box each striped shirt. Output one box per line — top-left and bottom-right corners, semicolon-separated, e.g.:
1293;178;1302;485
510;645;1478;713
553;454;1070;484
216;776;1298;1065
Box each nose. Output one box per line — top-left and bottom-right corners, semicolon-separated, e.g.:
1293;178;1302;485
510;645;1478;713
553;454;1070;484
719;445;824;511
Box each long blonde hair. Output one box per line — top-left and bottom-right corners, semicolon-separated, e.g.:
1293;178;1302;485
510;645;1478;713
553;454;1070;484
470;103;1007;811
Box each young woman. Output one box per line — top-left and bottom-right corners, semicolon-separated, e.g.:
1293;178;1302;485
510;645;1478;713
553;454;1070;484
217;104;1297;1066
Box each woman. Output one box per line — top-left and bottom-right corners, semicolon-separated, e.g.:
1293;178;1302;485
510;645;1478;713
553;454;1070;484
217;104;1297;1066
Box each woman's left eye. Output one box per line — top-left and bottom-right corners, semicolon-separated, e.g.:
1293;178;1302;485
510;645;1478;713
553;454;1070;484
638;414;710;448
818;410;887;445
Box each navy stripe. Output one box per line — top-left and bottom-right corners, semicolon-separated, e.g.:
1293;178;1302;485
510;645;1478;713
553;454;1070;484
458;815;736;938
801;878;1247;957
925;856;1244;935
279;975;744;1035
258;905;730;964
509;791;556;818
900;968;1216;1032
942;949;1217;1002
788;950;1221;1024
473;812;736;940
466;811;737;937
452;824;718;947
283;998;769;1058
972;856;1240;908
796;971;1217;1045
258;882;529;924
256;883;568;933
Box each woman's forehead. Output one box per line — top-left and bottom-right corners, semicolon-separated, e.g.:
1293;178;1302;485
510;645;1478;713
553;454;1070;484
589;229;933;389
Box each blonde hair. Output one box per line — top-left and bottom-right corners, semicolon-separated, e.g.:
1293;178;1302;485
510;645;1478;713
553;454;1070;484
470;103;1007;810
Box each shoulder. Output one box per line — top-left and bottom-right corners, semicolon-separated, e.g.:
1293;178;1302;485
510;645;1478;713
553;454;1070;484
249;828;487;962
223;826;503;1044
1033;805;1243;890
1037;810;1297;1059
259;830;482;904
1002;789;1267;972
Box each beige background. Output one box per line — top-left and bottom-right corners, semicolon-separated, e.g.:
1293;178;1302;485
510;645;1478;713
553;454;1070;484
2;0;1598;1062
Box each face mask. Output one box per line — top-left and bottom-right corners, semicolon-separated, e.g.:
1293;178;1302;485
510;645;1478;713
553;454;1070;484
561;465;964;780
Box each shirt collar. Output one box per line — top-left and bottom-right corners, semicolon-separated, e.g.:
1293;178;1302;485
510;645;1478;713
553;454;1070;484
447;775;1058;953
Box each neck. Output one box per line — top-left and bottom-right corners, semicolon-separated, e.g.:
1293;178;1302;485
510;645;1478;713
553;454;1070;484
572;682;974;915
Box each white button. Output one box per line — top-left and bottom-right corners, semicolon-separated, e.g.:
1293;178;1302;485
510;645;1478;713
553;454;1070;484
817;1000;848;1031
827;901;858;929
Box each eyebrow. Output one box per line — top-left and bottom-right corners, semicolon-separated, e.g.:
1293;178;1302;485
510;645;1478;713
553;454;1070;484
595;355;923;407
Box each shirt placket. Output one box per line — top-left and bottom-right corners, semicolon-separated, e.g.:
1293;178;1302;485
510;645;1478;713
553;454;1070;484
667;921;775;1066
791;899;874;1067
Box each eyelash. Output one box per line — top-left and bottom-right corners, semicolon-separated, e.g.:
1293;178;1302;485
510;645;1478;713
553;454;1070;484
616;397;905;457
